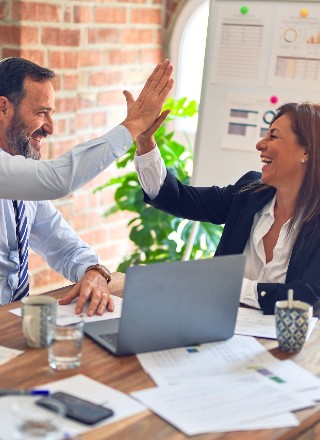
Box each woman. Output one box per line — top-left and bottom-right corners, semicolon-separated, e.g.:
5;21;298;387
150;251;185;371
134;102;320;314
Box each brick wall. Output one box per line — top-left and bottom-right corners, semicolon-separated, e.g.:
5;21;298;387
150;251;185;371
0;0;182;294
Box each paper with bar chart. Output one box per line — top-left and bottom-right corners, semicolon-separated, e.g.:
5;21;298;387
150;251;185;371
220;92;291;152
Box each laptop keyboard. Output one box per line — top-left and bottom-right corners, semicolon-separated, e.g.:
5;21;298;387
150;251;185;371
99;332;118;346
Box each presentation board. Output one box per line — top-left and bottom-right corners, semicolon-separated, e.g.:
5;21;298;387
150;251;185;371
192;0;320;187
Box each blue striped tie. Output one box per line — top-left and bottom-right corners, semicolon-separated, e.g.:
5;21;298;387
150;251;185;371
12;200;29;302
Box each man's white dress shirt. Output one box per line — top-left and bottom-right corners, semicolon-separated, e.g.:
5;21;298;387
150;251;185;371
0;125;132;200
0;125;133;303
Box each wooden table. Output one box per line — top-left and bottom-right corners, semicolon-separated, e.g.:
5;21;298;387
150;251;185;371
1;272;320;440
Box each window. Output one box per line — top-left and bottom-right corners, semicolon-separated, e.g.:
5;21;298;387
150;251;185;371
169;0;209;137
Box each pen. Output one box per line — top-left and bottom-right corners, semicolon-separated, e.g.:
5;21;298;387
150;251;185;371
0;389;50;396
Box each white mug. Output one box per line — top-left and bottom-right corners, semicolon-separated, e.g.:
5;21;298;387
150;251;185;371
21;296;57;348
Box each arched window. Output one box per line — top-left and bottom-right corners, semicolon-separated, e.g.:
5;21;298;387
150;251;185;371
168;0;209;138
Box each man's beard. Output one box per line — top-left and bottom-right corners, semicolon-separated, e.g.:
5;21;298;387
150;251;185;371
5;110;46;160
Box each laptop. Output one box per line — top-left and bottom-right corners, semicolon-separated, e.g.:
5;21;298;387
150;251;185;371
84;254;245;356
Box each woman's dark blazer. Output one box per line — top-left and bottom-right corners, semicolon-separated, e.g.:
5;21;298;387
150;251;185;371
143;170;320;315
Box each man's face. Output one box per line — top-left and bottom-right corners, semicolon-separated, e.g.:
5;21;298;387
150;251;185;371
4;77;55;159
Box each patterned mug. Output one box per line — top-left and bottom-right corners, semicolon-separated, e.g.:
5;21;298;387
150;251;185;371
275;300;313;353
21;296;57;348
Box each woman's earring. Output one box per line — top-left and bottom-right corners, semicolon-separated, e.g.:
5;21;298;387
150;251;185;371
301;158;306;163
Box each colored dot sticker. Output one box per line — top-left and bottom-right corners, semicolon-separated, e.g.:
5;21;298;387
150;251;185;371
270;95;278;104
240;5;249;15
300;8;309;18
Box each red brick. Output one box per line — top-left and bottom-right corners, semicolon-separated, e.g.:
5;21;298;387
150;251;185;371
73;192;89;212
55;96;77;113
94;7;126;24
109;49;139;65
80;228;108;246
31;268;66;289
92;111;107;127
73;211;104;230
78;50;104;67
64;73;78;90
42;28;81;47
98;90;124;106
89;71;122;87
54;201;74;221
131;8;162;24
12;1;61;22
123;68;149;86
74;5;92;23
2;48;46;66
87;28;122;44
107;221;135;241
20;26;39;45
64;5;72;23
77;92;98;110
49;138;76;159
31;279;70;296
50;51;78;69
29;252;46;269
0;25;20;44
54;118;67;136
76;113;91;129
89;191;101;208
0;1;6;19
51;75;61;91
96;245;129;268
98;186;117;206
155;29;163;45
123;28;153;44
141;48;163;64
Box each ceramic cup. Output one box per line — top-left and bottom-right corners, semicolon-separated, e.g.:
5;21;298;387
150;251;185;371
21;296;57;348
275;299;313;353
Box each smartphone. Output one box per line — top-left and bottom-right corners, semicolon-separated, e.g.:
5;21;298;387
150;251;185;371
36;391;114;425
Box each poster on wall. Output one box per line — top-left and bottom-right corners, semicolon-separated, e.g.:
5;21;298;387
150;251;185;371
268;3;320;90
210;1;273;86
221;92;290;152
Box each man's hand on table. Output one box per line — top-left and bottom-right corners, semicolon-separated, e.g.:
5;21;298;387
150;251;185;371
58;271;114;317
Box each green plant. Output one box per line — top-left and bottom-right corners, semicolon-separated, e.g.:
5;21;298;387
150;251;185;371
94;97;223;272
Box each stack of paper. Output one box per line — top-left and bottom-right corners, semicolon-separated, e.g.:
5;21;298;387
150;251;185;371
133;335;320;435
235;308;318;339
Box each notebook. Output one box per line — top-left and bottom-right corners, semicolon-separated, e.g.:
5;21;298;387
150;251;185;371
84;254;246;356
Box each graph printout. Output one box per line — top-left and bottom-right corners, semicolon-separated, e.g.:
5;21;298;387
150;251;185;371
268;3;320;90
221;92;289;153
211;1;273;86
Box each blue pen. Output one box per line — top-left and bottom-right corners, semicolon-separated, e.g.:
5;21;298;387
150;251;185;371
0;389;50;396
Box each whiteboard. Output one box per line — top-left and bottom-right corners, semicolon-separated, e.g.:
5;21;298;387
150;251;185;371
192;0;320;187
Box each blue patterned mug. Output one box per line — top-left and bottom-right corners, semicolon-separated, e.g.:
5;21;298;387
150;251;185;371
275;300;313;353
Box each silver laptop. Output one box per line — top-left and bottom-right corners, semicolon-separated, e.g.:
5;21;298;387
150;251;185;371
84;254;245;356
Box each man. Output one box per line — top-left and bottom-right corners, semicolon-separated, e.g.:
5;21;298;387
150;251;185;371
0;57;173;315
0;57;173;200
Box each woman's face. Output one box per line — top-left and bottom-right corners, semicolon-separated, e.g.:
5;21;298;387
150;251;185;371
256;114;308;190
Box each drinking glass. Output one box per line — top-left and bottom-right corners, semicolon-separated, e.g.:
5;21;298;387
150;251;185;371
47;317;84;370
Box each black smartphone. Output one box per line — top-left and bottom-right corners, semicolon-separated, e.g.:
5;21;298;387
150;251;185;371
36;391;114;425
